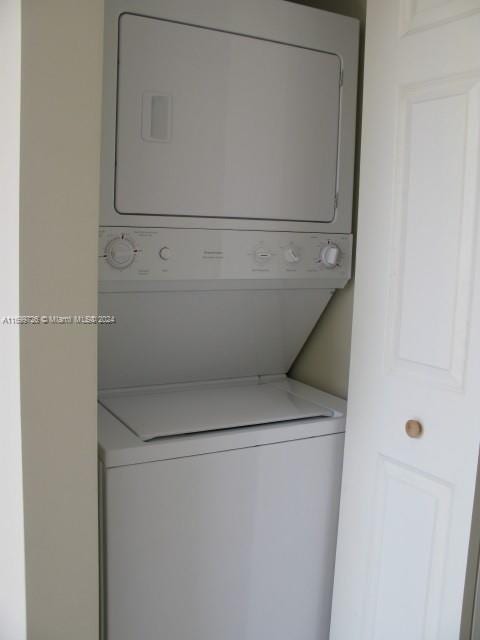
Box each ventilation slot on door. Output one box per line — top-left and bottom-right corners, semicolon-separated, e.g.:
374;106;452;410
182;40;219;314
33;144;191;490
142;93;171;142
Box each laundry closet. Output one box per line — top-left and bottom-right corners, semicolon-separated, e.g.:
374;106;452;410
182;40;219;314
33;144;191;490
95;1;480;640
7;0;480;638
97;1;358;639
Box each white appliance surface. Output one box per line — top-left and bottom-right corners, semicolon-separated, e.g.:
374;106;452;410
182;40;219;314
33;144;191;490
98;3;358;638
101;0;359;233
98;380;346;640
97;229;352;391
98;378;346;469
115;13;340;223
100;380;334;441
98;227;353;284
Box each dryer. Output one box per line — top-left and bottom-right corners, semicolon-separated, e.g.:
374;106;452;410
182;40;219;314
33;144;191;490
98;1;359;639
100;0;358;233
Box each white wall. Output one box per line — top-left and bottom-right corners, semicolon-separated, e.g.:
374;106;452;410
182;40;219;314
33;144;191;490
290;0;366;399
0;2;26;638
19;1;103;638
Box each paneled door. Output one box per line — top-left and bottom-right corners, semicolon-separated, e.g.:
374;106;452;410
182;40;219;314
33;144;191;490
331;2;480;639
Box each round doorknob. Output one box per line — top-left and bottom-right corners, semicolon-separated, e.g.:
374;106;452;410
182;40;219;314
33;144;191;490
405;420;423;439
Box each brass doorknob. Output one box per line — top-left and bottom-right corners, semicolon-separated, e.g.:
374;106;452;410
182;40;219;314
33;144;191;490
405;420;423;439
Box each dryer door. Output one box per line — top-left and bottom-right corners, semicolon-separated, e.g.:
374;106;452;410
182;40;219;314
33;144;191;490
115;13;341;224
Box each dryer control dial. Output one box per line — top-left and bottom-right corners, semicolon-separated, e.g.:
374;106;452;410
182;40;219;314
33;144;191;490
254;247;273;264
284;247;301;264
158;246;173;261
105;237;136;270
321;244;341;268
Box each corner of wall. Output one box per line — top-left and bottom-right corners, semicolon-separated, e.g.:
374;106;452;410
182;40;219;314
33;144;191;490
19;1;104;638
289;0;366;399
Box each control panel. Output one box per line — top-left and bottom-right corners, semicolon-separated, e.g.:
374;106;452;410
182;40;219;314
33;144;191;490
98;228;352;282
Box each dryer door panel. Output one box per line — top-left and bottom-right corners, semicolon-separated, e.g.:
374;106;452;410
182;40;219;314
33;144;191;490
115;13;341;223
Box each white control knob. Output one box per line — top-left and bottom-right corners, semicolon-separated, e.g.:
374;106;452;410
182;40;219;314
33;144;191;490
321;244;341;268
254;247;273;264
159;246;173;261
105;237;136;270
284;247;301;264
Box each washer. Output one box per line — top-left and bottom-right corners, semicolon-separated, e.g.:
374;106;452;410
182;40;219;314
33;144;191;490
99;378;345;640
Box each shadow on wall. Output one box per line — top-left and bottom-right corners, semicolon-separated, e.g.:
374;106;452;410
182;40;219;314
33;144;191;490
289;0;366;399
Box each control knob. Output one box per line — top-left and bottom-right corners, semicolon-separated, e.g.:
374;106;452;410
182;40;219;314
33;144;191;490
284;247;301;264
104;236;136;270
159;246;173;261
320;244;341;268
254;247;273;264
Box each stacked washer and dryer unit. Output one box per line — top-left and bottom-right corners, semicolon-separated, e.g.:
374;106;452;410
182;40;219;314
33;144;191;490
98;1;358;639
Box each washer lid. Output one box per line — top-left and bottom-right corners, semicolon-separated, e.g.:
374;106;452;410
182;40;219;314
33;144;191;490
99;382;333;441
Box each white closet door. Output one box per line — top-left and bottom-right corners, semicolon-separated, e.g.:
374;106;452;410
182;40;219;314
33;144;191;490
331;3;480;639
115;13;341;223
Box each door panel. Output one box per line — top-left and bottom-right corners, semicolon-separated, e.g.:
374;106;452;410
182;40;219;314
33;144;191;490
364;458;452;640
400;0;480;34
387;73;480;388
331;2;480;638
115;13;341;223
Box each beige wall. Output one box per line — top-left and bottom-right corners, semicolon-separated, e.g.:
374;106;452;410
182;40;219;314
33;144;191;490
290;0;366;399
19;2;103;638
